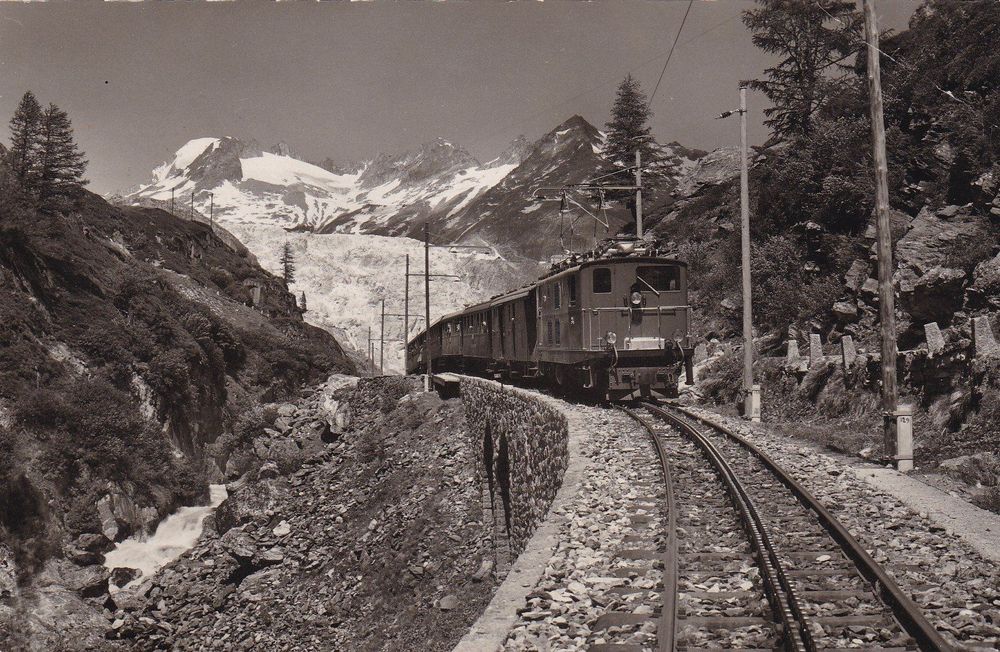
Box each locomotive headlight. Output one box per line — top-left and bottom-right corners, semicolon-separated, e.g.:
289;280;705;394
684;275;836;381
605;331;617;345
630;291;643;307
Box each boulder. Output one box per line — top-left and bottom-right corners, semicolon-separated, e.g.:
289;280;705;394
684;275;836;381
61;564;111;598
967;252;1000;311
832;300;859;323
66;547;104;567
96;488;159;543
863;208;911;242
895;206;989;275
897;266;967;322
214;481;283;534
258;460;280;479
860;277;879;303
109;567;141;589
267;438;304;474
75;533;113;554
276;403;297;417
844;259;869;293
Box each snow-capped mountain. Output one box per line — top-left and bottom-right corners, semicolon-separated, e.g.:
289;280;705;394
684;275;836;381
431;115;705;261
125;117;706;366
129;135;525;236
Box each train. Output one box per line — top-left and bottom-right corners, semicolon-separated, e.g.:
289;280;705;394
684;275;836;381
405;237;694;401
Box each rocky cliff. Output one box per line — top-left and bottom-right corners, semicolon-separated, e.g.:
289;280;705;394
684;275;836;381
0;186;354;649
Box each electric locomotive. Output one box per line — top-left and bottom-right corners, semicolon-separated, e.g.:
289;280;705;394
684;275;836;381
405;237;693;401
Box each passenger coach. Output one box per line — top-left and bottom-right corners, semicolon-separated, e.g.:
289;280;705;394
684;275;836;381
406;238;694;401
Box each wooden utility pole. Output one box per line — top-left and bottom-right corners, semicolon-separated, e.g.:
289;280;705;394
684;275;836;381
367;326;372;374
424;225;432;392
170;188;175;215
634;149;643;239
863;0;904;469
380;299;386;375
190;191;194;220
739;87;760;422
209;193;214;231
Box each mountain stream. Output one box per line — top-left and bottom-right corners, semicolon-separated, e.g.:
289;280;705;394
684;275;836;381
103;484;228;588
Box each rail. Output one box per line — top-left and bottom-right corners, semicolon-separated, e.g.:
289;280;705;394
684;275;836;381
618;405;678;652
662;402;952;652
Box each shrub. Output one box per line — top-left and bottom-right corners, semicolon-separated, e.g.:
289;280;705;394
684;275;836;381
699;351;743;406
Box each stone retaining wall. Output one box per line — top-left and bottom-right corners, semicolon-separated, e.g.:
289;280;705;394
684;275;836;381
460;377;570;557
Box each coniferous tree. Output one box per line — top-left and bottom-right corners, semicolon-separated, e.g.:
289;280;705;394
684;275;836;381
8;91;43;185
604;75;657;169
35;103;88;211
279;242;296;284
743;0;861;142
299;291;307;313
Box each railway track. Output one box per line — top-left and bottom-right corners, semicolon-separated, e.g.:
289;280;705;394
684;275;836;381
612;401;951;652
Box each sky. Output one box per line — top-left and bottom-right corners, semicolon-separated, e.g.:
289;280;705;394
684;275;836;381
0;1;917;195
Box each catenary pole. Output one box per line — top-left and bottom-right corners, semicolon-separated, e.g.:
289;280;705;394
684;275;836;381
424;225;432;392
367;326;372;374
170;188;174;215
404;254;410;361
863;0;903;469
209;193;214;231
380;299;386;375
739;87;760;422
634;149;643;239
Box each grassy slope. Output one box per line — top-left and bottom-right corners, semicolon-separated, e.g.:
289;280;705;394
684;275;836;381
0;188;355;578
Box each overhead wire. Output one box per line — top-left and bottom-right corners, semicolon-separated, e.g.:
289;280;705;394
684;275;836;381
649;0;696;108
465;8;739;157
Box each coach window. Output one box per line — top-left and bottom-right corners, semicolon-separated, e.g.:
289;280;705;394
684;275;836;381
554;283;561;309
568;275;578;306
555;320;561;345
546;321;553;345
593;267;612;293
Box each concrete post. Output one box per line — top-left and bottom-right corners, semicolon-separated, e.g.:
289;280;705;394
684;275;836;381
924;322;945;357
748;385;761;423
841;335;857;368
809;333;823;367
786;340;800;363
973;315;1000;358
894;404;914;473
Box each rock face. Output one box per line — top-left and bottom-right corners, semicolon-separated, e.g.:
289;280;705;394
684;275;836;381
968;252;1000;310
898;265;968;322
895;206;988;275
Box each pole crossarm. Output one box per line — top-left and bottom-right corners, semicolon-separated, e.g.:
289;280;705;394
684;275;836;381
535;185;639;193
405;273;461;279
429;243;492;250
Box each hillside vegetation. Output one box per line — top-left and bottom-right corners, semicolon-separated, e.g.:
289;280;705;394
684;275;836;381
0;171;354;591
669;2;1000;487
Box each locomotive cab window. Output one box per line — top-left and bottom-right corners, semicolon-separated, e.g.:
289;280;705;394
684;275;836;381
636;266;680;292
554;283;561;309
593;267;612;293
568;275;578;306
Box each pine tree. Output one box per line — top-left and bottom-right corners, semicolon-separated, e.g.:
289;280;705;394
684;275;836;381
279;242;296;285
35;103;88;211
8;91;43;185
604;75;657;169
743;0;861;142
299;291;307;313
